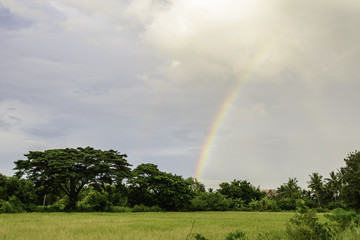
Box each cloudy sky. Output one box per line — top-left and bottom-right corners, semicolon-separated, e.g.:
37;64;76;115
1;0;360;189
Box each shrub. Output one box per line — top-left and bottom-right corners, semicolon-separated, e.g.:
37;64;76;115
193;233;208;240
286;200;335;240
248;198;279;212
80;189;111;212
277;198;297;210
225;230;246;240
110;206;132;212
190;192;232;211
0;196;25;213
132;204;150;212
325;208;360;231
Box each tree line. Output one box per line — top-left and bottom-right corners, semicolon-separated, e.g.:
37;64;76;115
1;147;360;213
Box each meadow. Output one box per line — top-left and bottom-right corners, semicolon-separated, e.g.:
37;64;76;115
0;211;295;240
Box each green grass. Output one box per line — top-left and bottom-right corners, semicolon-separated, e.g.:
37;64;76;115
0;212;295;240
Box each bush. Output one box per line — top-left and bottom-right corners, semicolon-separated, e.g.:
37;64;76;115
193;233;208;240
79;189;111;212
325;208;360;231
110;206;132;212
132;204;164;212
277;198;297;210
0;196;25;213
190;192;232;211
326;202;346;210
248;198;280;212
225;230;246;240
286;200;335;240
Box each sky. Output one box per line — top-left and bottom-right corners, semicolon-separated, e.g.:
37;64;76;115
1;0;360;190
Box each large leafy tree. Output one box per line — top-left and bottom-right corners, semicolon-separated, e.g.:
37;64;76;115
218;179;265;204
340;151;360;209
14;147;131;210
128;163;193;211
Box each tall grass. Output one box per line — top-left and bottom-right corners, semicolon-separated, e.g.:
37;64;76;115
0;212;293;240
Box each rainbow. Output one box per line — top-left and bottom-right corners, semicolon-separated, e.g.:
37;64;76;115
194;50;271;180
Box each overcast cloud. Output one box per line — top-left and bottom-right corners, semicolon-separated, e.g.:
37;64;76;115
1;0;359;189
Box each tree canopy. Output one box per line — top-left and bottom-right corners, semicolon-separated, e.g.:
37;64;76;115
13;147;131;210
128;163;193;211
340;151;360;209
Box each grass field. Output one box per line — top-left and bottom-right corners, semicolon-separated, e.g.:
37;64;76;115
0;211;295;240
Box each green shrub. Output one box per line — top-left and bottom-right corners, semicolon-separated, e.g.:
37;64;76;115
190;192;232;211
326;202;346;210
286;200;335;240
225;230;246;239
132;204;150;212
0;196;25;213
277;198;297;210
110;206;132;212
248;198;280;212
193;233;208;240
325;208;360;231
80;189;111;212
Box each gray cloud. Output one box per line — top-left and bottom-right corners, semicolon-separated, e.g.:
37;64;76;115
0;5;32;30
1;0;360;189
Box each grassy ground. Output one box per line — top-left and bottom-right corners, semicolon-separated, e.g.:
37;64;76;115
0;211;295;240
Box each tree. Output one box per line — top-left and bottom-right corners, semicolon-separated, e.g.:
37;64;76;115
190;192;231;211
277;178;302;200
0;175;37;212
340;151;360;209
218;180;265;204
307;172;324;206
186;177;206;194
14;147;131;210
128;163;193;211
325;171;342;203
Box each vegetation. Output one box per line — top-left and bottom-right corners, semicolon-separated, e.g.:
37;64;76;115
2;147;360;213
0;211;292;240
3;147;360;238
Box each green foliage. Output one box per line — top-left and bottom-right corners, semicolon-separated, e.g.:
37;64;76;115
190;192;232;211
325;208;360;231
340;151;360;209
79;188;111;211
193;233;209;240
286;200;335;240
0;196;26;213
277;178;302;200
14;147;131;210
307;172;324;206
131;204;164;212
248;198;280;212
225;230;246;240
277;198;297;210
110;206;132;212
0;175;37;211
186;177;206;194
218;180;265;204
128;163;192;211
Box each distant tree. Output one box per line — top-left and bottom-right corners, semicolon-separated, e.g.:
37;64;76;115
0;175;37;211
14;147;131;210
190;192;231;211
307;172;324;206
325;170;342;203
218;180;265;204
340;151;360;209
128;163;193;211
186;177;206;194
277;178;302;200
